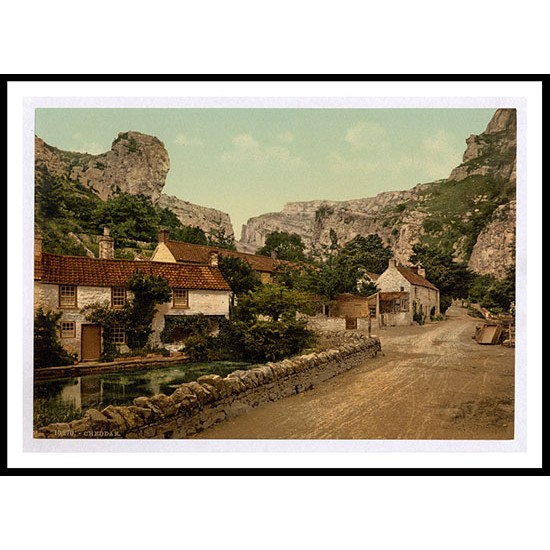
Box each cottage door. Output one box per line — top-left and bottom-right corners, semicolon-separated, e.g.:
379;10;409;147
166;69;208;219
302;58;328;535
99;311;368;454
81;324;101;361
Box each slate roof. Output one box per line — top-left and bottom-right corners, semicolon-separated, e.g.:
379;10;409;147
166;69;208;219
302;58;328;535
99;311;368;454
163;240;289;273
396;266;438;291
37;253;230;291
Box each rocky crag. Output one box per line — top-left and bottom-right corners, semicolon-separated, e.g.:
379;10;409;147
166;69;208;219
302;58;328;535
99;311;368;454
238;109;516;278
35;132;234;237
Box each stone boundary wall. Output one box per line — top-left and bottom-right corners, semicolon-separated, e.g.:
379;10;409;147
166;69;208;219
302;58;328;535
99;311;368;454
307;316;347;332
34;333;381;440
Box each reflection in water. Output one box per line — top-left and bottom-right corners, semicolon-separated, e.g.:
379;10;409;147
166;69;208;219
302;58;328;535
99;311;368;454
34;362;254;424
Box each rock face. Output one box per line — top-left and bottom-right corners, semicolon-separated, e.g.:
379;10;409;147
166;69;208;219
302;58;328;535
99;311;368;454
448;108;517;184
36;131;170;201
238;109;517;278
157;194;234;238
35;132;234;237
468;200;516;278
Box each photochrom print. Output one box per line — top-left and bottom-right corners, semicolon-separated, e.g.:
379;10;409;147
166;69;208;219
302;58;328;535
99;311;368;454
29;97;521;448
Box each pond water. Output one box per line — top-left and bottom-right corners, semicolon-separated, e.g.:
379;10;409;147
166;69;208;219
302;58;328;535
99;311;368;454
34;361;255;428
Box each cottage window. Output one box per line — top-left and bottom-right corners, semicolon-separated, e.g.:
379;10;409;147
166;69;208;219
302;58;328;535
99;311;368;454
59;285;77;308
173;288;189;308
111;286;126;308
111;324;126;345
60;321;75;338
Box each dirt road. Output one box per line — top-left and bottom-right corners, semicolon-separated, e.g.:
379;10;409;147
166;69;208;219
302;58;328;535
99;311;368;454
193;305;515;440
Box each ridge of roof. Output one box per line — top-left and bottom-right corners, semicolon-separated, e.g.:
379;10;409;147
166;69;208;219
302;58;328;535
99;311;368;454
163;239;294;272
395;266;438;290
37;253;230;291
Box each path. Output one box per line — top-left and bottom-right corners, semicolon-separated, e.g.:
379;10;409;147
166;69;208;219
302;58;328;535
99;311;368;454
193;305;515;440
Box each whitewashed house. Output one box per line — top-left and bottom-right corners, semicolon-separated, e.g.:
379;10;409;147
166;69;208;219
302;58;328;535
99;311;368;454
34;230;230;361
369;259;440;326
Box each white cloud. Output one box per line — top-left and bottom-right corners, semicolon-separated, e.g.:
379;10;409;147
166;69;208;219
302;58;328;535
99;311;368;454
344;122;388;151
174;133;204;147
222;132;307;169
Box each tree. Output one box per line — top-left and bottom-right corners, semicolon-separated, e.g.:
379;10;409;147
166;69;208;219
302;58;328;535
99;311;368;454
410;244;475;313
34;308;76;368
156;207;208;245
91;193;159;244
124;272;172;349
208;226;236;250
238;284;316;322
257;231;306;261
218;256;261;307
335;234;393;276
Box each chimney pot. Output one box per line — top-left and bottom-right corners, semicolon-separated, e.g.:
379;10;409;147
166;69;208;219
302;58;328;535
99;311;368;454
98;227;115;259
209;250;219;267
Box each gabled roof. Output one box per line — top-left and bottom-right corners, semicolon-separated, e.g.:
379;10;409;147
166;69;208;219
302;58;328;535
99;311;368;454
396;266;438;291
162;240;288;273
37;253;230;291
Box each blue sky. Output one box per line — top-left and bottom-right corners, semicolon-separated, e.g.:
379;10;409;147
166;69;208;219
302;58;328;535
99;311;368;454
35;108;496;237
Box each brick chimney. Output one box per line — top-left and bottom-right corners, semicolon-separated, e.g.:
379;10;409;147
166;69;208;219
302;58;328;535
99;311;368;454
388;258;397;269
209;250;219;267
98;227;114;259
34;232;43;280
417;266;426;278
158;229;170;243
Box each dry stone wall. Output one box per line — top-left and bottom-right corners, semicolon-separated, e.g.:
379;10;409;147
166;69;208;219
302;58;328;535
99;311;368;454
34;333;381;440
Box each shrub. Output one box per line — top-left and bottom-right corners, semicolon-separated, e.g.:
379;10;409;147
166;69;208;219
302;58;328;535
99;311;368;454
34;308;77;368
183;334;217;362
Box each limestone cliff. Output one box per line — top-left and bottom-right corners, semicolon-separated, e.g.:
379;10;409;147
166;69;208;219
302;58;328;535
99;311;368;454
35;132;170;201
35;132;234;237
157;194;234;238
238;109;517;278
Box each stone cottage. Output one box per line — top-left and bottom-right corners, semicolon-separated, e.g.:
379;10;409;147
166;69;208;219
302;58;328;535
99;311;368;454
34;230;230;361
151;230;293;283
373;259;440;325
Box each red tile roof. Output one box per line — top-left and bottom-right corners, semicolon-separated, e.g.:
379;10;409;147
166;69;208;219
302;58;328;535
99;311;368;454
37;254;230;291
163;240;287;273
396;266;438;291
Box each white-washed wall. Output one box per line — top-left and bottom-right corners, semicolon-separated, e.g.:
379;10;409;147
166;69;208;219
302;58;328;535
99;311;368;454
412;286;440;318
151;290;230;344
150;243;175;263
35;282;230;356
376;267;411;293
34;283;115;358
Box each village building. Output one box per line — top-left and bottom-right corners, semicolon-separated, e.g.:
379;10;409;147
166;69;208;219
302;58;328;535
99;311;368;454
372;259;440;326
327;259;439;328
151;230;290;283
34;230;230;361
